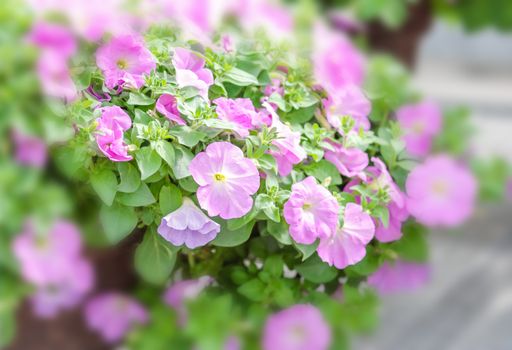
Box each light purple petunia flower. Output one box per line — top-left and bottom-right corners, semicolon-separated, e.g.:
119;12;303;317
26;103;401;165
406;154;477;227
95;106;132;162
323;85;371;132
156;93;186;125
323;139;368;178
374;201;409;243
213;97;259;138
172;48;213;100
283;176;339;245
12;130;48;168
96;34;156;89
367;261;430;295
85;293;148;343
189;142;260;219
158;197;220;249
397;101;442;157
317;203;375;269
262;304;331;350
27;21;77;58
36;51;77;101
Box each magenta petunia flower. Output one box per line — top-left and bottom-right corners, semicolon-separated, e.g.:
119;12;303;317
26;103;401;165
158;197;220;249
406;155;477;227
172;48;213;100
189;142;260;219
374;201;409;243
12;130;47;168
156;94;186;125
213;97;259;138
323;85;371;132
262;304;331;350
283;176;339;244
367;261;430;295
96;34;156;89
96;106;132;162
397;101;442;157
317;203;375;269
37;51;77;101
85;293;148;343
324;140;368;177
27;21;77;58
313;24;365;95
266;105;306;176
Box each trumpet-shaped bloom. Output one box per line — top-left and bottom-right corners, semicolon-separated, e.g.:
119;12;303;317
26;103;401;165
323;85;371;132
96;106;132;162
262;304;331;350
406;155;477;227
283;176;339;244
213;97;259;138
158;198;220;249
156;94;186;125
397;101;442;157
12;130;47;168
172;48;213;100
96;35;156;89
189;142;260;219
324;140;368;177
85;293;148;343
367;261;430;295
317;203;375;269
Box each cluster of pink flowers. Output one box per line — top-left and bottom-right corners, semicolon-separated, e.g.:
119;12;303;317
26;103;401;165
13;220;94;318
95;106;133;162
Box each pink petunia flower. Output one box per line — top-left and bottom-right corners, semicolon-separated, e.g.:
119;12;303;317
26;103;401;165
233;0;294;39
172;48;214;101
367;261;430;295
156;94;186;125
96;34;156;90
27;21;77;58
213;97;259;138
323;85;371;132
36;51;77;101
189;142;260;219
323;139;368;177
374;201;409;243
95;106;132;162
283;176;339;244
158;197;220;249
317;203;375;269
397;101;442;157
85;293;148;343
406;155;477;227
262;304;331;350
12;130;48;168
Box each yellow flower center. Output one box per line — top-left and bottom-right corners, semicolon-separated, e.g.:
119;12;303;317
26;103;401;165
303;202;312;211
432;180;447;195
116;59;128;69
214;173;226;182
412;121;425;134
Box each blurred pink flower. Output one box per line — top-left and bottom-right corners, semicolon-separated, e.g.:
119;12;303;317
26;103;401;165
214;97;259;138
406;155;477;227
262;304;331;350
164;276;213;325
367;261;430;295
397;101;442;157
172;48;214;101
12;130;47;168
317;203;375;269
158;197;220;249
324;140;368;177
323;85;371;132
189;142;260;219
222;34;234;53
264;78;284;97
95;106;132;162
156;94;186;125
85;293;148;343
234;0;294;39
36;51;77;101
283;176;339;245
96;35;156;90
27;22;76;57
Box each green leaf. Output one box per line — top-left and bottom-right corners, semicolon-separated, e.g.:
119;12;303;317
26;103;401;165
168;127;207;147
127;92;155;105
100;203;138;243
296;255;338;283
221;67;259;86
266;221;292;245
117;183;156;207
212;220;254;247
303;160;342;186
178;177;199;193
136;147;162;180
237;278;265;301
153;140;175;167
263;255;284;277
135;228;178;284
159;185;183;215
294;240;319;261
91;168;118;206
117;163;141;193
172;146;194;179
